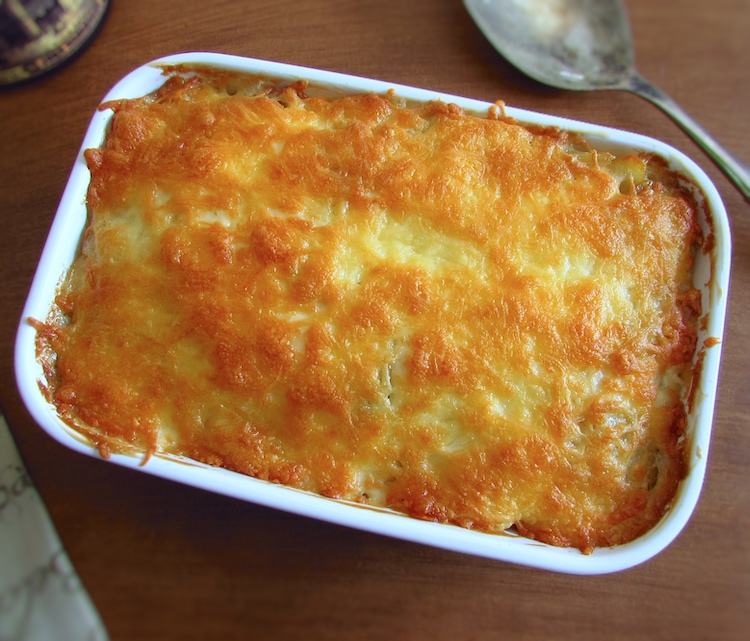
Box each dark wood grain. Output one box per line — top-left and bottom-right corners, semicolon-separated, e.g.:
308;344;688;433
1;1;748;639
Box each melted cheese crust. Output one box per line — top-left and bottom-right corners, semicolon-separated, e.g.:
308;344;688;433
36;68;702;551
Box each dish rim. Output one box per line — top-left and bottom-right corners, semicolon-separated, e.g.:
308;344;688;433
14;52;732;575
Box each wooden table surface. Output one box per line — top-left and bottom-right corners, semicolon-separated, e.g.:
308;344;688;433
1;1;748;639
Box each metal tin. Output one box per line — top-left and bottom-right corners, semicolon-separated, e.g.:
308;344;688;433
0;0;109;86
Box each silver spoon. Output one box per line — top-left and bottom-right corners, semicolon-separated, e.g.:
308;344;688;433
464;0;750;200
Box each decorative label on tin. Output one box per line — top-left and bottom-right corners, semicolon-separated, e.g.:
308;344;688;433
0;0;109;86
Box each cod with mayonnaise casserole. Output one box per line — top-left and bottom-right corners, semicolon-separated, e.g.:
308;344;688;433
34;66;703;553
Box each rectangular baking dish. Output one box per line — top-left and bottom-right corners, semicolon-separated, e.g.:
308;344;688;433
14;52;731;574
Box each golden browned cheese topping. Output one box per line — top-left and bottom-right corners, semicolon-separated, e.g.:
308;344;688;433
36;67;702;551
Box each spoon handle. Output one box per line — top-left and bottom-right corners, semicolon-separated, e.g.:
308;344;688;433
629;73;750;202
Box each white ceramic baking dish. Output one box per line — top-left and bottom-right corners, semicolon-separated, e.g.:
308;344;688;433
14;52;731;575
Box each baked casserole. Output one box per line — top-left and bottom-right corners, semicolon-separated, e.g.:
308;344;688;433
33;65;704;553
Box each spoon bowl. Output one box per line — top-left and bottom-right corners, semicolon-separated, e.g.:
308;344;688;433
464;0;750;200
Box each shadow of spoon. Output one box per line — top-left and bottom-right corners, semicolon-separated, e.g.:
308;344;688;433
464;0;750;201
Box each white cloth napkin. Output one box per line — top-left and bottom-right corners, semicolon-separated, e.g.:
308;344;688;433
0;413;108;641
